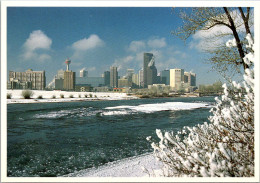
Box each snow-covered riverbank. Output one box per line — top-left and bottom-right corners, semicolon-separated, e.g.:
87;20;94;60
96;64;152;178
6;90;139;104
65;153;163;177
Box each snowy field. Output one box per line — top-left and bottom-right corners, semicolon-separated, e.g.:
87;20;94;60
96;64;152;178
6;90;138;104
65;153;163;177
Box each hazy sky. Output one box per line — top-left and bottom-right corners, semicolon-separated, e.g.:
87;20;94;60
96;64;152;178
7;7;227;85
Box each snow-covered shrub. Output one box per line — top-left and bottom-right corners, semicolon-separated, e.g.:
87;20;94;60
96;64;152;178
149;35;254;177
7;93;12;99
37;95;43;99
21;90;34;99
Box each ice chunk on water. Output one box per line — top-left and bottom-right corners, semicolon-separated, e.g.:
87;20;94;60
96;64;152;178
104;102;210;115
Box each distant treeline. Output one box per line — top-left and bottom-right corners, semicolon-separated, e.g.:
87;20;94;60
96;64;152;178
198;81;223;93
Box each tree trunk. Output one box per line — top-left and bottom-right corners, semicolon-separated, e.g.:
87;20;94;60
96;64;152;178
223;7;249;70
238;7;251;35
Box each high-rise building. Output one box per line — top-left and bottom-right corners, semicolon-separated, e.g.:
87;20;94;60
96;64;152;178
160;70;170;85
132;73;139;88
126;69;134;82
139;69;144;87
104;71;110;86
184;72;196;86
170;68;184;91
8;69;46;90
110;66;118;88
143;53;153;88
191;73;196;86
143;53;158;88
54;69;65;90
54;79;63;90
80;69;88;77
63;58;76;91
147;58;157;86
184;73;189;83
63;71;75;90
118;77;132;88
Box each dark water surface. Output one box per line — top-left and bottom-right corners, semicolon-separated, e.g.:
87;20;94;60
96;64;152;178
7;97;215;177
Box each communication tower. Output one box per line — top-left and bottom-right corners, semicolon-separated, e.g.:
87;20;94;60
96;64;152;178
65;58;71;71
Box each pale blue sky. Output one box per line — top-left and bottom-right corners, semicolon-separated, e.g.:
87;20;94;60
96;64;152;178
7;7;225;85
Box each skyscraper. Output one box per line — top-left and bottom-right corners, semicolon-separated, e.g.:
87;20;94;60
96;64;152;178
143;53;158;88
139;69;144;87
80;69;88;77
184;72;196;86
170;68;184;91
63;71;76;90
110;66;118;88
8;69;46;90
54;69;65;90
143;53;153;88
132;73;139;88
118;77;132;88
190;73;196;86
104;71;110;86
161;70;170;85
63;58;76;91
146;56;158;86
126;69;134;83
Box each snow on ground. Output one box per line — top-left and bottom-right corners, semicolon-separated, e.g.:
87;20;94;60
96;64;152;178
6;90;138;104
65;153;163;177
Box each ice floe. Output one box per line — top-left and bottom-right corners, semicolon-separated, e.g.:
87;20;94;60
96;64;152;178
103;102;211;115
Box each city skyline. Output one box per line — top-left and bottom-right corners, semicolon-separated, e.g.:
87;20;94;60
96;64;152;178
7;7;231;85
8;53;198;91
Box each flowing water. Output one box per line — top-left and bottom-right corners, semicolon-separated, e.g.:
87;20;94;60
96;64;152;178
7;97;215;177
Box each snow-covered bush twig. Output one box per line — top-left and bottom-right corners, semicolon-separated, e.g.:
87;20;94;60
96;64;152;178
148;34;254;177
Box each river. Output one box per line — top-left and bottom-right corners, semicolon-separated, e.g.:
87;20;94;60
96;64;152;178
7;97;215;177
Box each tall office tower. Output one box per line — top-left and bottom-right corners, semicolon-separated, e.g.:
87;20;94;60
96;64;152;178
139;69;144;87
143;53;154;88
8;69;46;90
184;72;189;83
64;71;76;90
118;77;132;88
184;72;196;86
170;68;184;91
104;71;110;86
147;55;158;86
126;69;134;81
160;70;170;85
132;73;139;87
190;73;196;86
80;69;88;77
54;69;65;90
63;58;76;91
110;66;118;88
